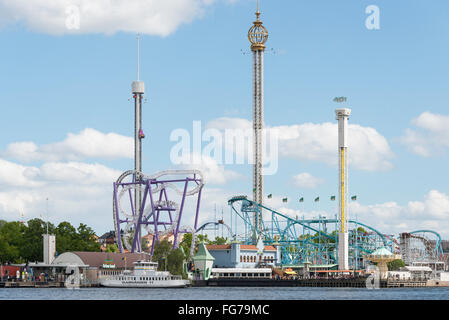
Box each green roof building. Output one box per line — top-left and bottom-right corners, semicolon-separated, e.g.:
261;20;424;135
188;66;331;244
193;242;215;280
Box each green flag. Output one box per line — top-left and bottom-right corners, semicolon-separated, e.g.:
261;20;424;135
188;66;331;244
314;197;320;202
253;188;256;192
267;194;272;199
330;196;336;201
299;197;304;203
282;198;288;203
351;195;357;201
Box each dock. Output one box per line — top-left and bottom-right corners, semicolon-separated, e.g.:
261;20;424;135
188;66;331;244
0;281;100;288
194;277;436;288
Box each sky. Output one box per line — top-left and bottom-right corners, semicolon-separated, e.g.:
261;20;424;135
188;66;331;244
0;0;449;239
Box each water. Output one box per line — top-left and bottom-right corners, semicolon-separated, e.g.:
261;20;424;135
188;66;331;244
1;287;449;300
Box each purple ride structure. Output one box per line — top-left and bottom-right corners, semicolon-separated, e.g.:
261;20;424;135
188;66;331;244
112;170;204;256
112;35;204;256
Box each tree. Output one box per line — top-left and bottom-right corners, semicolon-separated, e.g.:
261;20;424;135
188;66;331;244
152;239;172;271
0;219;102;263
387;259;405;271
211;236;228;245
21;218;54;262
76;223;101;252
105;244;119;253
180;233;193;258
55;221;78;253
55;221;100;253
167;248;186;277
0;233;20;263
0;221;26;263
356;227;367;234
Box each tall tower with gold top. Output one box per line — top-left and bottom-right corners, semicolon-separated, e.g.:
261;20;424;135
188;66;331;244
248;0;268;235
335;108;351;270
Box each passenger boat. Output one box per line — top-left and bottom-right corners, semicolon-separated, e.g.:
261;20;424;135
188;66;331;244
100;260;190;288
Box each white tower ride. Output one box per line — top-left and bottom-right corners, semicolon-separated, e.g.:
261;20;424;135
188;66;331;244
248;0;268;235
132;34;145;252
43;234;56;264
335;108;351;270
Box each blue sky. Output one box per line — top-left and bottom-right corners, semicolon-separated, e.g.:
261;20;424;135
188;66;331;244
0;0;449;238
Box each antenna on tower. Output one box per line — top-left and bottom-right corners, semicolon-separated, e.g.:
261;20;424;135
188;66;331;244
137;33;141;81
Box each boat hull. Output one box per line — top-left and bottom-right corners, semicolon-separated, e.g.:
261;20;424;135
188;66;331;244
100;279;190;288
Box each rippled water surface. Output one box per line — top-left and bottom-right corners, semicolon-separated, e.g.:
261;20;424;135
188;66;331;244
1;286;449;300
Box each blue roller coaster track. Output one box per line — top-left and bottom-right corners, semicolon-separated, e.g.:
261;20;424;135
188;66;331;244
227;196;443;268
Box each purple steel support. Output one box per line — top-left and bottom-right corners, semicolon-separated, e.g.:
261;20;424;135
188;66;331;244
172;180;189;249
113;182;123;252
163;188;173;223
131;180;150;252
128;188;135;217
114;173;203;255
194;185;203;231
148;180;158;255
156;187;164;230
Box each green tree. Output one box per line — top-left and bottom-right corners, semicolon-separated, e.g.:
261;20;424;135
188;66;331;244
21;218;55;262
0;233;20;263
105;244;119;253
0;221;26;263
76;223;101;252
55;221;100;253
180;233;193;260
387;259;405;271
55;221;78;254
211;236;228;245
152;239;172;271
356;227;367;234
167;248;186;277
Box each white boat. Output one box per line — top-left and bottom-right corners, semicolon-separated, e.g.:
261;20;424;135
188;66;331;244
100;260;190;288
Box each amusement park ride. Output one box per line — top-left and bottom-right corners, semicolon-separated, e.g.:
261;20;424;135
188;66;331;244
112;3;445;270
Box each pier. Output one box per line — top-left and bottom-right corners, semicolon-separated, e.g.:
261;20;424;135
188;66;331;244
0;281;100;288
193;277;434;288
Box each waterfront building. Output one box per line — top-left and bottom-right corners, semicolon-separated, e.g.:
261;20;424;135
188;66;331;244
206;237;280;268
50;251;149;284
192;242;215;280
98;231;116;246
210;268;272;279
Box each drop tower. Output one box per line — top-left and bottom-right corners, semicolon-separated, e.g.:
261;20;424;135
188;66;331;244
132;34;145;252
248;0;268;235
335;108;351;270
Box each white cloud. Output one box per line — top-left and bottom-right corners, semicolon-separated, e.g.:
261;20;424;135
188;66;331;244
292;172;324;189
206;117;252;131
175;152;243;185
0;0;222;36
38;161;122;185
401;112;449;157
0;158;43;188
350;190;449;237
0;157;122;232
206;117;394;171
3;128;133;162
277;122;393;171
